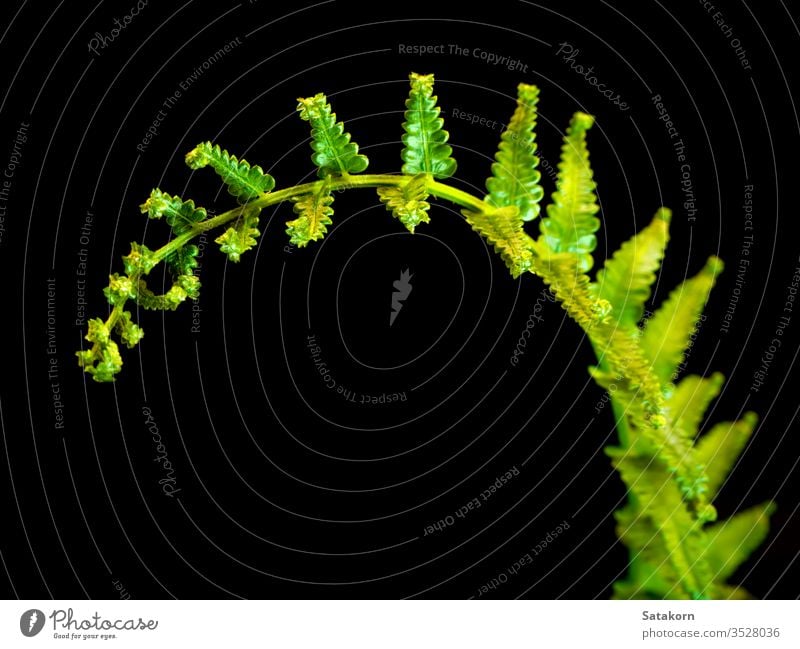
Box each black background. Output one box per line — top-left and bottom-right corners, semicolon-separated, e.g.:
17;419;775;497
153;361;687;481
0;0;798;599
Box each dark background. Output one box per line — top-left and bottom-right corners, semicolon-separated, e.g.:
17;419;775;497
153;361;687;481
0;0;798;599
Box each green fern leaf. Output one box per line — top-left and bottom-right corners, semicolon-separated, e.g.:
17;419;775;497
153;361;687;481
286;180;335;246
185;141;275;203
695;412;758;497
666;372;724;439
485;83;543;221
463;205;535;278
641;256;724;384
216;207;261;262
140;189;207;235
401;72;457;179
701;502;775;581
539;112;600;272
376;173;431;233
297;93;368;177
103;273;137;306
594;208;670;326
122;242;157;276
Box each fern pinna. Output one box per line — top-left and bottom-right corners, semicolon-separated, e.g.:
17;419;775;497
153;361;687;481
78;72;771;599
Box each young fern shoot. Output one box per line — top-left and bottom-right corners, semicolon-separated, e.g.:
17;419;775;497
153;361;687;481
77;72;772;600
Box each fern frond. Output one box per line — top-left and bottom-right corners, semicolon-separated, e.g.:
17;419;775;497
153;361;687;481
297;93;368;177
695;412;758;497
485;83;544;221
401;72;457;179
594;208;670;327
539;112;600;272
185;141;275;203
377;173;431;233
700;502;775;583
286;179;335;246
140;189;207;235
462;206;534;277
641;256;724;384
666;372;724;439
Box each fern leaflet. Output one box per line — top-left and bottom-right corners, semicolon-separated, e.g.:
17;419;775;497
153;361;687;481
185;141;275;203
463;205;534;278
700;502;775;581
594;208;670;327
297;93;368;177
695;412;758;497
641;256;724;384
539;112;600;272
377;173;431;233
286;179;335;246
401;72;457;178
485;83;544;221
140;189;207;235
216;206;261;262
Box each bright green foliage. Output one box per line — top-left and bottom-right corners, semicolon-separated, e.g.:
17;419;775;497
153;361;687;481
286;179;335;246
641;256;724;384
77;74;773;602
463;205;535;278
594;208;670;327
401;73;457;179
76;318;124;383
122;242;157;276
297;93;369;177
533;251;612;330
140;189;207;235
485;83;544;221
701;502;775;582
377;173;431;233
185;141;275;202
103;273;137;306
696;412;758;497
539;112;600;272
216;207;261;262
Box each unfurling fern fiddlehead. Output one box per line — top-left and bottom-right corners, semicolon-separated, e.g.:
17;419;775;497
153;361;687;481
77;72;772;600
